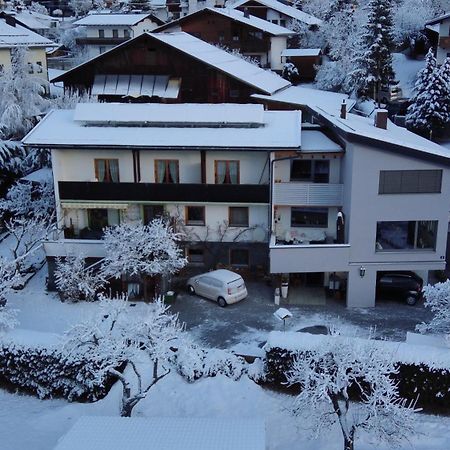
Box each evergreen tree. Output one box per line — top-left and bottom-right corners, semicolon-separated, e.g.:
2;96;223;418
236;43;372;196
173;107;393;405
406;50;450;139
354;0;396;100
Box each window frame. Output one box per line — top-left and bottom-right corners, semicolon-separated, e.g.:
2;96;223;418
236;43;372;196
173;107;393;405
291;207;328;228
185;206;206;226
94;159;120;183
378;170;442;194
112;29;119;38
228;207;249;227
215;160;240;184
154;159;180;184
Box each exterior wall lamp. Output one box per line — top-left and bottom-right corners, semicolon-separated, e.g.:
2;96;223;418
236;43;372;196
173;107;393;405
359;266;366;278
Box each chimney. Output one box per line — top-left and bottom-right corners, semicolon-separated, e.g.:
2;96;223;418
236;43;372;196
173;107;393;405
374;109;388;130
243;7;250;18
340;100;346;119
5;14;16;27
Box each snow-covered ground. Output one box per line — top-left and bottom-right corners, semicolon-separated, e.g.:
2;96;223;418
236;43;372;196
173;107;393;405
1;266;450;450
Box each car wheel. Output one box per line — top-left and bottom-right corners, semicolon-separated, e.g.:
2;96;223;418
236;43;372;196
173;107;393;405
217;297;227;308
188;285;195;295
406;295;417;306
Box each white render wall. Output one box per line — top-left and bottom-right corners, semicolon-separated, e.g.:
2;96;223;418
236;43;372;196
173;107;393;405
269;36;287;71
436;18;450;64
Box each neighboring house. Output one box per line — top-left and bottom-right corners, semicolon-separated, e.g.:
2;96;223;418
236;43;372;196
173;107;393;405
231;0;322;28
0;16;55;82
50;32;290;102
22;103;301;292
0;10;62;38
267;104;450;307
280;48;322;80
425;12;450;64
72;13;165;58
155;7;294;70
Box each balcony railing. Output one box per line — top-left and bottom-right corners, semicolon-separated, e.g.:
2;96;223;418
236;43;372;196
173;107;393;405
58;182;269;204
273;182;344;206
75;37;130;45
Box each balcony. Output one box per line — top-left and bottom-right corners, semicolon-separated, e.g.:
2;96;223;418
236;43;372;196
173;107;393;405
75;37;130;46
273;182;344;206
269;234;350;273
58;182;269;204
439;36;450;48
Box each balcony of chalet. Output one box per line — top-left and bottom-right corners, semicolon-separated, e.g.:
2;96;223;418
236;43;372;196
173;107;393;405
75;37;129;46
272;182;344;207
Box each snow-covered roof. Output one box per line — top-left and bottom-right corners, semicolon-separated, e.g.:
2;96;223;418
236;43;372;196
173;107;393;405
54;416;266;450
301;130;342;152
252;85;354;115
231;0;322;26
73;13;153;27
425;22;440;33
22;104;301;150
50;32;291;96
281;48;321;57
73;103;265;126
0;19;54;48
20;167;53;183
148;32;291;95
313;106;450;164
425;12;450;26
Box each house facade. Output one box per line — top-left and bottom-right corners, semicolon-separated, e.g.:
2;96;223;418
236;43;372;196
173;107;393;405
156;7;294;70
0;16;55;81
73;13;165;58
426;13;450;64
23;103;301;292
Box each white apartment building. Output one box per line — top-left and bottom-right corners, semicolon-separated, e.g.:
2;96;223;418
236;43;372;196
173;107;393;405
426;13;450;64
73;13;165;58
23;103;300;293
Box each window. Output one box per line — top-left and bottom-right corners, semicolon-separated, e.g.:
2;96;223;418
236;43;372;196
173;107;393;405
98;29;105;38
124;29;131;38
249;31;263;40
376;220;437;251
143;205;164;224
36;62;43;73
88;209;119;231
232;32;239;41
229;207;249;227
291;160;329;183
218;32;225;42
291;207;328;227
185;206;205;226
155;160;179;183
230;248;249;266
271;19;279;24
112;29;118;38
27;62;34;74
379;170;442;194
215;161;239;184
187;247;204;264
95;159;119;182
280;19;286;27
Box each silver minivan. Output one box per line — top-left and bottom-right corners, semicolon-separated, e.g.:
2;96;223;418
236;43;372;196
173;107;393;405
187;269;248;307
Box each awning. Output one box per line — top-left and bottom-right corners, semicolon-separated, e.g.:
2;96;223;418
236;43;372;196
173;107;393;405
61;202;128;210
92;74;181;99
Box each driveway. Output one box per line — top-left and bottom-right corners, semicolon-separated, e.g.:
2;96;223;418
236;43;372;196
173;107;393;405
170;282;433;349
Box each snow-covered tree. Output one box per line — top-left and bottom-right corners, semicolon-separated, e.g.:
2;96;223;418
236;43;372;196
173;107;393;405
102;219;187;293
286;336;417;450
30;2;49;14
55;254;106;302
0;257;22;309
68;0;94;17
406;51;450;139
282;62;300;84
63;294;183;417
0;48;50;140
416;280;450;336
352;0;396;99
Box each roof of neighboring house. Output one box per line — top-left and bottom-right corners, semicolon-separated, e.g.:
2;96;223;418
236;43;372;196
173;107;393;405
73;13;162;27
301;129;342;152
252;85;355;115
22;103;302;150
425;12;450;26
312;106;450;165
156;6;295;36
51;32;291;96
54;416;266;450
0;18;54;48
231;0;322;26
281;48;321;57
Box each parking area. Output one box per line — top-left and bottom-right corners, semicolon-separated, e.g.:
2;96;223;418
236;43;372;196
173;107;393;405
170;281;434;349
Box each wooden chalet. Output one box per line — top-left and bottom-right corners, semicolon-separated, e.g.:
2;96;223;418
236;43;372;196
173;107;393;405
50;31;290;103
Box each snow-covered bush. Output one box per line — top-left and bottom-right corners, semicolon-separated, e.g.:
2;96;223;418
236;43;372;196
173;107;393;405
0;341;119;401
416;280;450;336
285;336;417;450
55;254;106;302
282;62;300;85
0;257;22;306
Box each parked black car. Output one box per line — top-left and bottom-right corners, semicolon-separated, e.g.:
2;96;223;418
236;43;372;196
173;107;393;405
376;271;423;306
